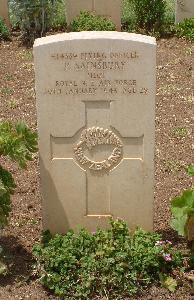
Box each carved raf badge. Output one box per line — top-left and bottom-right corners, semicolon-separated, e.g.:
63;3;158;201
74;127;123;171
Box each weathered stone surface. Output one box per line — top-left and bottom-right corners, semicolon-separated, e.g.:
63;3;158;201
33;31;156;234
0;0;10;27
175;0;194;24
65;0;121;30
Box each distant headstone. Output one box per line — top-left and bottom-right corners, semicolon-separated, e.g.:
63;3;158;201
66;0;121;31
33;32;156;234
175;0;194;24
0;0;10;27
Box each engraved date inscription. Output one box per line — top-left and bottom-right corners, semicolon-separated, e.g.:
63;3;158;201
43;50;150;98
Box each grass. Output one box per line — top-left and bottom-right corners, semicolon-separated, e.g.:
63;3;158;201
8;99;18;109
158;84;182;95
4;74;14;81
1;87;13;95
22;50;33;60
165;160;183;173
187;95;193;103
185;47;192;55
172;127;188;137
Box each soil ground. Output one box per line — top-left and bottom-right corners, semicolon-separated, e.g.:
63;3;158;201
0;34;193;299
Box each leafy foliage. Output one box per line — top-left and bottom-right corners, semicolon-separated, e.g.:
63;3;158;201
160;274;177;292
0;121;37;227
170;159;194;238
130;0;166;34
33;219;182;299
0;121;37;168
188;165;194;176
0;17;10;41
11;0;65;45
70;11;116;32
171;190;194;237
176;18;194;42
122;0;174;34
51;0;66;30
0;166;16;227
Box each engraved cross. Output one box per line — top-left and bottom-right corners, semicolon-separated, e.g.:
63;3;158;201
51;100;143;218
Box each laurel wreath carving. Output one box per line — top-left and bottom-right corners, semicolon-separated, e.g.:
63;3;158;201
74;127;123;171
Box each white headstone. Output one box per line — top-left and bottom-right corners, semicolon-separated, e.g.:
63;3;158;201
66;0;121;31
175;0;194;24
33;32;156;234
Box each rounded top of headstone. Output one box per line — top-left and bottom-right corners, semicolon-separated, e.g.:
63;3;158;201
33;32;156;48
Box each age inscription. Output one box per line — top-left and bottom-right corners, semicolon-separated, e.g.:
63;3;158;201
44;51;149;97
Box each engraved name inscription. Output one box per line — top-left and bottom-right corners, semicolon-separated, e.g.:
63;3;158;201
43;50;150;98
74;127;123;171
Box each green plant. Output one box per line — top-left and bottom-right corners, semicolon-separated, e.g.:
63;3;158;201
165;160;182;173
171;190;194;237
164;0;175;24
122;0;174;34
0;17;10;41
33;219;182;299
185;47;192;55
51;0;66;29
1;87;13;96
160;274;177;292
130;0;166;34
188;165;194;176
170;159;194;238
4;74;14;81
172;127;188;137
0;165;16;227
176;18;194;42
70;11;116;32
12;0;64;45
121;0;136;31
22;50;33;60
8;99;18;109
9;0;66;32
0;121;37;227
